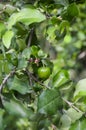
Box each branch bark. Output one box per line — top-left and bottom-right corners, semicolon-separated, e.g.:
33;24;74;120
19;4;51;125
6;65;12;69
0;69;16;93
25;69;50;89
62;97;82;113
27;28;34;47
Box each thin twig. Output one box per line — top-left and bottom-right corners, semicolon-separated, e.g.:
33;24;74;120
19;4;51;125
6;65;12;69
25;69;50;89
27;28;34;47
51;124;57;130
62;97;82;113
26;69;33;86
25;69;43;86
0;69;16;93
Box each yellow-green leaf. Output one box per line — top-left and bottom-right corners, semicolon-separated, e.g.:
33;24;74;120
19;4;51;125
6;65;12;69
2;30;14;49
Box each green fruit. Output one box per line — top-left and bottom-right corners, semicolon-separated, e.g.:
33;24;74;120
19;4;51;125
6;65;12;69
38;67;51;79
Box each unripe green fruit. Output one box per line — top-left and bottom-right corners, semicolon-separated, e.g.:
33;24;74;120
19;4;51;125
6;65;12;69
38;67;51;79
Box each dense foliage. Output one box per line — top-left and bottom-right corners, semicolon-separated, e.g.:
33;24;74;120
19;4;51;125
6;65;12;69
0;0;86;130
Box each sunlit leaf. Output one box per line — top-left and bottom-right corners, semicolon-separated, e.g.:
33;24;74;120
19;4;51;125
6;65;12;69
47;26;57;42
69;118;86;130
74;79;86;101
60;108;83;130
52;70;70;88
7;7;46;29
60;114;71;130
2;30;14;49
67;108;83;123
64;34;72;43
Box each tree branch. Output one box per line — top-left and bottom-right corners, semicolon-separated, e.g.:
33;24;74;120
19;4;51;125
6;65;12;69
62;97;82;113
0;69;16;93
25;69;50;89
27;28;34;47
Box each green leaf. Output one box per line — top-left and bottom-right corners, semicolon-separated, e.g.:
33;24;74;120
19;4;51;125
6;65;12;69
22;48;31;59
7;76;32;94
18;58;28;69
31;46;39;56
60;108;83;130
61;9;69;20
60;114;71;130
64;34;72;43
7;7;46;29
69;119;86;130
38;49;47;58
0;60;11;74
2;30;14;49
52;70;70;89
61;3;79;21
0;22;6;38
38;88;62;115
0;109;5;130
47;26;57;42
60;20;70;34
74;79;86;101
16;38;26;51
54;0;69;6
2;95;33;118
67;3;79;17
67;108;83;123
0;4;4;10
4;4;16;15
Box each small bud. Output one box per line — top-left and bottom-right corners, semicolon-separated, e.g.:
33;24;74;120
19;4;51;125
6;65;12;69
34;58;40;66
28;58;33;63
